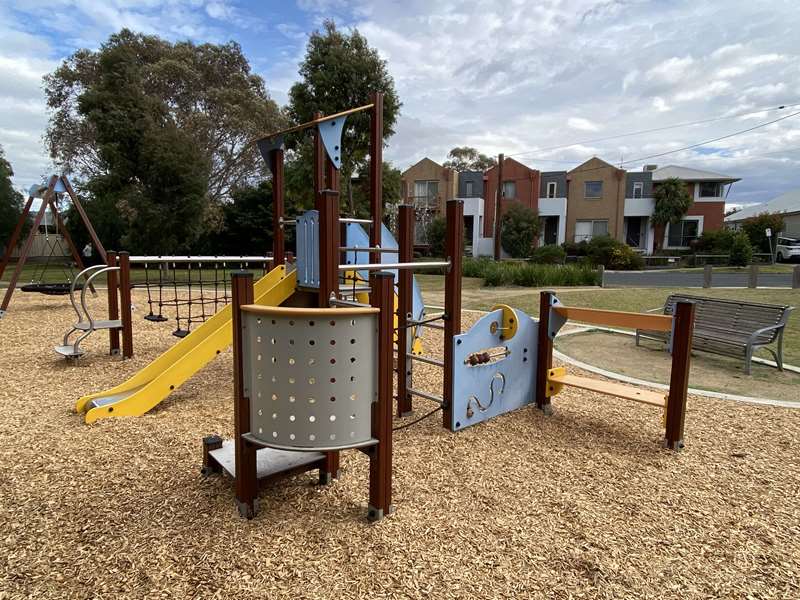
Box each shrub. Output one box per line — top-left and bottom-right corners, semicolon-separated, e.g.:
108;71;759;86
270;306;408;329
694;229;736;254
741;213;785;253
500;203;539;258
582;236;644;270
464;260;599;287
530;245;566;264
729;232;753;266
426;216;446;256
562;240;589;257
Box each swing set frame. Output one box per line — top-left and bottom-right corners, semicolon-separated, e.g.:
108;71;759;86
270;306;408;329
0;175;107;318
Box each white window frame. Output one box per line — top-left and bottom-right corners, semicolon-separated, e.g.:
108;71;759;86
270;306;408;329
632;181;643;199
664;216;704;249
465;180;474;197
574;219;609;243
546;181;557;198
584;181;603;199
502;180;516;199
695;182;725;202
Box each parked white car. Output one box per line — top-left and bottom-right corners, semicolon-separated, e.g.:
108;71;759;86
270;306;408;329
776;236;800;262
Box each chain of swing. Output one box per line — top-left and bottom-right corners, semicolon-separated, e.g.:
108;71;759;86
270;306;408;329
19;204;81;296
134;259;271;338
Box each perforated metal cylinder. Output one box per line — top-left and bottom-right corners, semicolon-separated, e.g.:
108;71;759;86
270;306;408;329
242;306;379;451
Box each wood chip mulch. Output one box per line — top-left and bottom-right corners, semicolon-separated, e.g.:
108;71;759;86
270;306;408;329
1;291;799;599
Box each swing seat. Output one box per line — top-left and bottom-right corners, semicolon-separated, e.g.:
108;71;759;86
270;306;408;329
173;329;190;338
21;282;82;295
144;314;169;322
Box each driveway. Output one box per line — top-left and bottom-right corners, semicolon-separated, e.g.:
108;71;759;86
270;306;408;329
604;270;794;288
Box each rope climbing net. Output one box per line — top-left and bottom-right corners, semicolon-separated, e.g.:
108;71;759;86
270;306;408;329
129;256;273;338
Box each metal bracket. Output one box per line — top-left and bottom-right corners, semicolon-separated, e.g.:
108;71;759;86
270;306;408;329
546;366;566;398
317;117;346;170
256;135;286;174
548;295;567;340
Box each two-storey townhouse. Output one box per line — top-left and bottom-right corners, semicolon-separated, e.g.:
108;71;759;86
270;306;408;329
456;170;484;256
565;157;626;244
539;171;568;246
650;165;739;250
400;158;458;245
482;157;541;240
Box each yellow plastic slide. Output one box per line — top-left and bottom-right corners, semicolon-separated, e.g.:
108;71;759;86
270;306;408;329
76;266;296;423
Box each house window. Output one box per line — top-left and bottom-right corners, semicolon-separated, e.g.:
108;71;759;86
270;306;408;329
585;181;603;199
667;219;700;247
465;180;474;197
502;180;516;199
414;180;439;208
699;182;722;198
574;219;608;242
546;181;557;198
633;181;643;199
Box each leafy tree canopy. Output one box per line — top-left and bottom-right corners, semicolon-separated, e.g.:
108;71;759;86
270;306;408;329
741;212;785;253
443;147;496;172
44;29;284;204
500;203;539;258
0;146;25;252
287;20;401;214
652;178;692;227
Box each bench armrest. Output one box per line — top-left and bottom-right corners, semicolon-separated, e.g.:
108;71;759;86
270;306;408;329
645;307;664;314
746;323;785;346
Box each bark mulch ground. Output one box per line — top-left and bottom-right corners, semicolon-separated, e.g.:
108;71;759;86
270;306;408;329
1;291;798;599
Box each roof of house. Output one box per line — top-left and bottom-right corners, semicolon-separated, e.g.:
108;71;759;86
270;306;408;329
568;156;621;173
651;165;740;183
725;188;800;222
401;157;444;175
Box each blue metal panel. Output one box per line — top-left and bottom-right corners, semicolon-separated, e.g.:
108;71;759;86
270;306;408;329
450;308;538;431
53;177;67;193
547;295;567;340
296;210;320;288
318;117;346;170
343;222;424;323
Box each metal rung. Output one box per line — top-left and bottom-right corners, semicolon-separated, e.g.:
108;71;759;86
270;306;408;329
330;298;371;308
418;322;445;330
338;261;450;272
407;388;444;405
341;218;373;224
340;247;399;253
339;285;371;292
407;353;444;367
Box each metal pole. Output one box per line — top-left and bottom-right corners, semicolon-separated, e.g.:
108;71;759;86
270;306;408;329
443;199;463;430
337;261;450;271
536;291;554;414
106;251;120;355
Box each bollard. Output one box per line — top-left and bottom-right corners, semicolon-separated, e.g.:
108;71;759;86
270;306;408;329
703;264;712;289
748;264;758;289
793;265;800;289
598;265;605;288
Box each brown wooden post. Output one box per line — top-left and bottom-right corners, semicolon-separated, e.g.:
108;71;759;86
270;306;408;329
231;272;258;517
0;182;53;316
313;111;326;194
703;265;712;289
62;176;107;263
118;252;134;359
664;300;695;450
748;264;758;288
443;199;463;430
369;92;384;264
494;153;504;260
793;265;800;289
397;205;414;416
106;251;120;355
0;194;34;281
270;148;285;268
368;271;394;521
535;290;554;414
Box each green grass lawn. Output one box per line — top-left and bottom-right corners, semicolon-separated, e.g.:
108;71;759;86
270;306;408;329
417;275;800;366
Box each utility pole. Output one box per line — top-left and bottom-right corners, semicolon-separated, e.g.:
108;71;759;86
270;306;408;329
494;153;504;260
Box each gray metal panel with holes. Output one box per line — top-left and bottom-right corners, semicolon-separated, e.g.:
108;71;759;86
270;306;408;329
242;309;379;451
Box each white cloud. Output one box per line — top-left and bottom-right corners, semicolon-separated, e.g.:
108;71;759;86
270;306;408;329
567;117;600;132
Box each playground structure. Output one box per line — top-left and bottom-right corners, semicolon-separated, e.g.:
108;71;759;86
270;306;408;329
68;95;696;521
0;175;106;316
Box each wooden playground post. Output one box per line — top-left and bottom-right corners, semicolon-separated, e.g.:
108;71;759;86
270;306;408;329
494;153;504;260
369;271;394;520
397;204;414;416
106;251;120;355
231;272;258;517
270;148;285;268
118;252;134;359
0;194;34;281
535;290;554;414
443;199;463;430
369;92;384;265
664;300;695;450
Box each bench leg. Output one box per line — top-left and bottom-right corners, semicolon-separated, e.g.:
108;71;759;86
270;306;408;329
744;346;753;376
776;331;785;371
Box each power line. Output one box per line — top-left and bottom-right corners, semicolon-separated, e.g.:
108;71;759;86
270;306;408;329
507;102;800;159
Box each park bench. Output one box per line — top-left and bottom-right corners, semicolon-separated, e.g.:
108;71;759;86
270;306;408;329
635;294;794;375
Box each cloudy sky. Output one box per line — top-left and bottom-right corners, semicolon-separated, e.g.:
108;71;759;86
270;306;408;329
1;0;799;207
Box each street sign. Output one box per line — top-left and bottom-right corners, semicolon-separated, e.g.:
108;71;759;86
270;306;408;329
766;228;772;237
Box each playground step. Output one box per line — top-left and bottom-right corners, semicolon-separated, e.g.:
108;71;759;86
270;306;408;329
75;319;123;331
548;373;666;407
54;344;86;359
208;440;325;479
